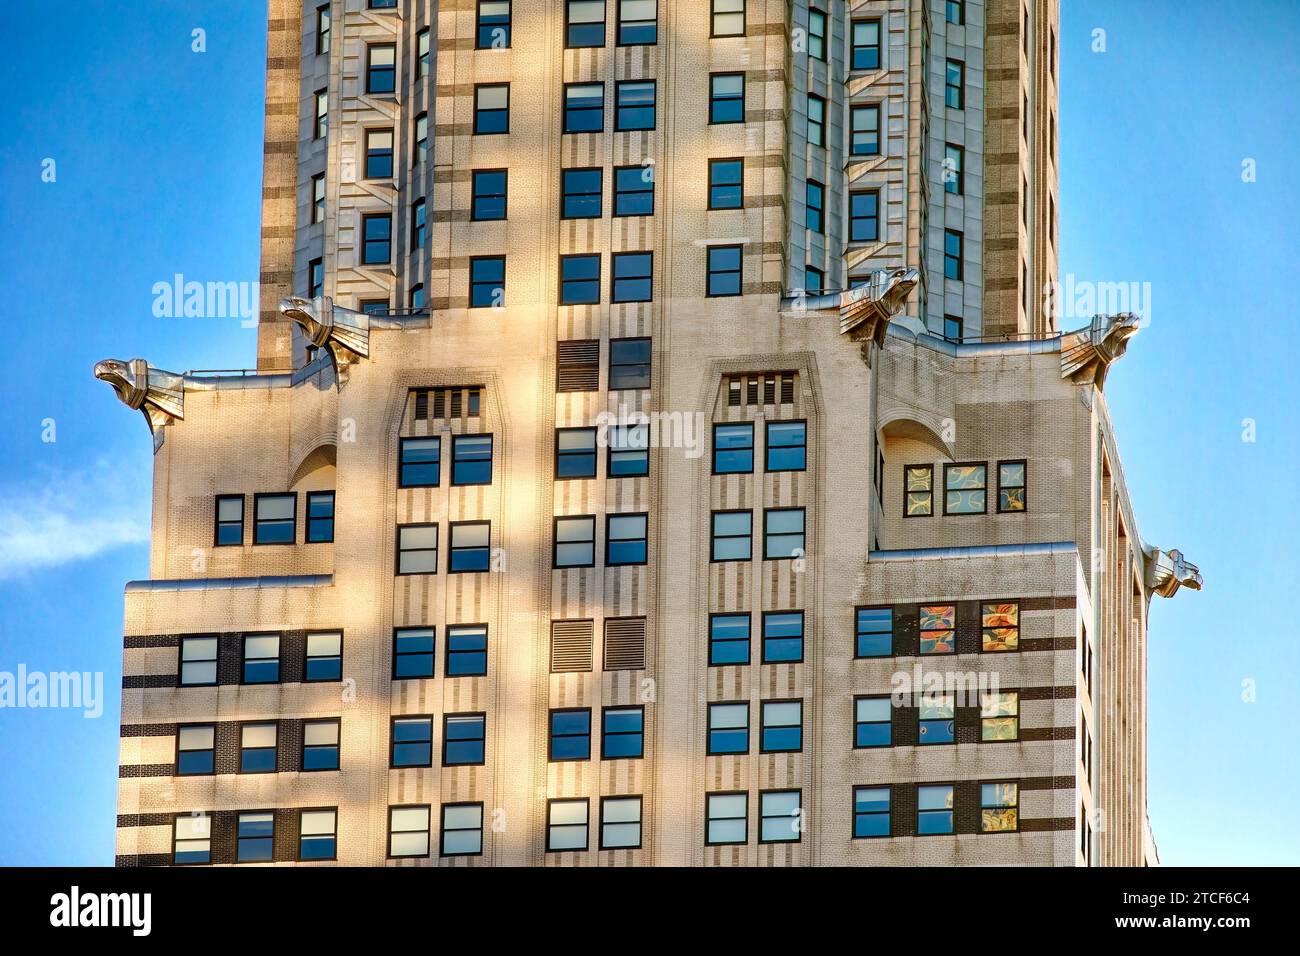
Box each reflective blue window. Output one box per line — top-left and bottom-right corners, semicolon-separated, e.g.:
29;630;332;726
452;434;493;485
855;606;892;657
709;614;750;666
713;423;753;473
391;717;433;767
765;421;806;471
549;709;592;761
601;707;644;759
761;611;803;663
447;625;488;677
444;714;486;765
853;786;890;838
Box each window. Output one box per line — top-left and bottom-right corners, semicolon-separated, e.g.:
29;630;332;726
919;604;956;655
759;790;801;843
298;809;337;861
370;0;397;8
469;256;506;308
477;0;512;49
399;437;440;488
609;337;651;388
560;253;601;305
242;634;280;684
854;787;890;838
361;213;392;265
173;814;211;865
413;113;428;164
441;803;484;856
239;722;278;773
608;424;649;477
905;464;934;516
314;89;328;139
709;614;750;666
615;80;655;131
763;507;805;559
611;252;653;303
606;513;648;566
388;806;430;858
253;493;295;545
708;703;749;754
304;631;341;681
308;257;324;298
766;420;806;471
982;783;1019;832
982;602;1019;652
549;708;591;761
304;492;334;544
393;628;435;679
614;165;654;216
311;173;325;223
315;5;331;55
919;695;955;745
566;0;605;47
600;796;642;849
806;180;824;233
236;812;274;863
601;707;644;759
850;191;879;242
944;143;964;194
998;460;1027;512
706;244;742;296
562;168;603;219
176;725;214;775
410;199;427;251
179;636;217;686
396;524;438;575
710;510;752;561
851;20;880;70
709;73;744;124
807;94;825;146
943;229;963;280
449;522;491;572
762;611;803;664
760;700;802;753
854;697;892;748
706;792;747;845
214;495;243;546
416;28;430;78
713;422;753;473
556;428;597;479
855;606;892;657
944;462;986;514
554;515;596;567
708;158;743;209
444;713;486;765
945;59;964;109
364;129;393;179
982;691;1020;742
547;799;589;851
474;84;510;134
808;8;826;60
917;785;954;835
944;314;963;342
471;170;507;221
391;716;433;767
618;0;656;45
947;0;964;25
366;44;396;94
711;0;744;37
564;83;605;133
851;105;880;156
302;719;340;770
452;434;494;485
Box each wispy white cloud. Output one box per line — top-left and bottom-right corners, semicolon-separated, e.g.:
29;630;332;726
0;461;149;580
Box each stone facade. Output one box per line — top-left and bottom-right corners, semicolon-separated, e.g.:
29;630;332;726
104;0;1195;867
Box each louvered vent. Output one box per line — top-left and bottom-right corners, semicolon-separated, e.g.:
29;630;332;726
603;617;647;671
414;390;429;420
724;373;798;408
550;620;594;673
557;340;600;393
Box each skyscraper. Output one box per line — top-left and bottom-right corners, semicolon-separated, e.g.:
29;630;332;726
104;0;1199;867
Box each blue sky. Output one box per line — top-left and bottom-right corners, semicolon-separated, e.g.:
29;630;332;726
0;1;1295;865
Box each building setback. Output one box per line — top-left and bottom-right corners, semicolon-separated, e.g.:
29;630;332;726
101;0;1199;867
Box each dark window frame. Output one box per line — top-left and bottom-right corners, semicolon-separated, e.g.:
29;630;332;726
706;243;743;297
448;520;492;573
707;700;750;755
214;494;244;547
614;79;657;131
943;461;988;515
392;626;436;680
600;705;645;760
605;511;649;567
708;72;745;125
560;252;602;305
761;609;805;665
451;433;494;486
253;492;297;546
473;83;511;135
710;508;752;563
305;491;335;544
555;426;598;480
365;43;397;96
853;695;893;749
174;723;216;777
563;81;606;134
301;717;341;771
762;506;806;561
613;165;655;218
297;807;339;862
241;633;281;685
610;251;654;303
361;212;393;265
561;167;603;220
476;0;513;50
446;624;489;678
598;794;644;850
997;459;1028;513
469;255;506;308
765;419;807;472
471;168;509;221
904;463;934;517
854;605;894;659
390;715;435;768
712;421;755;475
548;706;593;762
553;514;597;569
759;698;804;754
399;436;441;488
758;788;803;845
443;712;487;766
708;612;751;666
363;127;394;180
395;522;439;576
237;720;279;775
705;790;748;846
707;157;744;210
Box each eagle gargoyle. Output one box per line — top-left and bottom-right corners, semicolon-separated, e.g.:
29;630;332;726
1144;547;1203;599
785;268;921;347
93;358;185;451
279;295;370;381
1060;313;1141;389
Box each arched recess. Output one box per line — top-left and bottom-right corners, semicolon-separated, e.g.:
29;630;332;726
290;442;337;491
877;411;956;461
